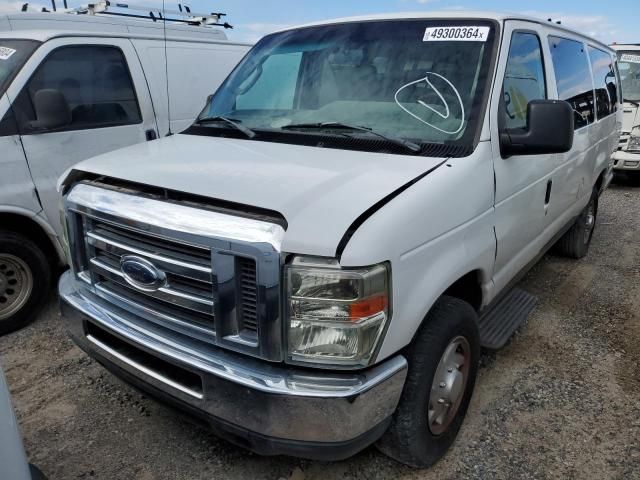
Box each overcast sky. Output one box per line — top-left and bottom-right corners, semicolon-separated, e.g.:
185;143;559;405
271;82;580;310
0;0;637;45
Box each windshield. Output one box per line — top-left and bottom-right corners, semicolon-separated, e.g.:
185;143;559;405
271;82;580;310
617;51;640;102
0;40;39;97
198;20;497;155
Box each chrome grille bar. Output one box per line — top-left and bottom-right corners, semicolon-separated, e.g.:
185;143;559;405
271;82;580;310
89;257;214;312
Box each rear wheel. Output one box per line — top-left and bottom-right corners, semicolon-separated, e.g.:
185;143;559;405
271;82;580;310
0;231;51;335
376;296;480;468
555;187;598;259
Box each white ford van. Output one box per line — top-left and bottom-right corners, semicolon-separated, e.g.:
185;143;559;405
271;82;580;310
0;10;249;333
611;43;640;176
58;12;621;467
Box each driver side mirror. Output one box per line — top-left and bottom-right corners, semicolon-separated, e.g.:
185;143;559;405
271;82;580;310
29;89;71;131
500;99;574;157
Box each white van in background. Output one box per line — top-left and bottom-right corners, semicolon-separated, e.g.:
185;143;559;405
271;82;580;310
611;44;640;177
0;9;250;333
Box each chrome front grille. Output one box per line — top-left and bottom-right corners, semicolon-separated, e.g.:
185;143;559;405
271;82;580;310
64;181;285;361
619;131;630;150
86;219;217;335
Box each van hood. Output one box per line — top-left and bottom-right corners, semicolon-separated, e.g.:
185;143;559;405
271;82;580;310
69;134;446;257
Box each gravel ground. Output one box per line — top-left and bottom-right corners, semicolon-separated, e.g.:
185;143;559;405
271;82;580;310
1;179;639;480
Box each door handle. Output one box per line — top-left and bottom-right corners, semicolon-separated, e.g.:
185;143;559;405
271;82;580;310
145;129;158;141
545;179;553;205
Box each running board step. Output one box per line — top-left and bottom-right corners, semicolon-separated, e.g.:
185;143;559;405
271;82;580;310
478;288;538;350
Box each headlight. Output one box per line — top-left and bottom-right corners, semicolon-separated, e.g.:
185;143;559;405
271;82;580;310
628;127;640;152
285;256;390;367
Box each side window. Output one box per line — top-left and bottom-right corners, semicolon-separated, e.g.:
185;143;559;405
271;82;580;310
502;32;546;130
549;36;595;129
23;45;141;131
236;52;302;110
588;46;617;119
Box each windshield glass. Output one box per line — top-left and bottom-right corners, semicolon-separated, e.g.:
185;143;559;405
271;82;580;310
0;40;39;98
617;51;640;102
198;20;497;154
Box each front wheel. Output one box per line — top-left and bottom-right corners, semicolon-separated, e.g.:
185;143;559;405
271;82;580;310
555;187;598;259
376;296;480;468
0;231;51;335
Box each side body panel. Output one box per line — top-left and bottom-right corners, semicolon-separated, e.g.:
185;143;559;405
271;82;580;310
0;94;41;216
0;366;31;480
131;39;250;135
341;142;496;361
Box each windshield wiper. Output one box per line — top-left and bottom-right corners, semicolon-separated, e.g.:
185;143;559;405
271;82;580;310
281;122;422;153
624;99;640;107
195;116;256;139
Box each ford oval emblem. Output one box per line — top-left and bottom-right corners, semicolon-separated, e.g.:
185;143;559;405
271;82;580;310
120;255;167;292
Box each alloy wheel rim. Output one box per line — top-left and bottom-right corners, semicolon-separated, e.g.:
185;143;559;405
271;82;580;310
428;336;471;435
0;254;33;321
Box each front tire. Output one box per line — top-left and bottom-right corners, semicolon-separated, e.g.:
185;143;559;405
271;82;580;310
0;231;51;335
376;296;480;468
555;187;598;259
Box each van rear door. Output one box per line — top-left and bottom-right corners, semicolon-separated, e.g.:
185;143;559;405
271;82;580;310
8;37;158;238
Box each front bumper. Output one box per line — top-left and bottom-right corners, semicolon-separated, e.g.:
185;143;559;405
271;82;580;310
612;150;640;171
58;271;407;460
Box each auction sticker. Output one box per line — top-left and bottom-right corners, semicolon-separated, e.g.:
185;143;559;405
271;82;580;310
620;53;640;64
0;46;17;60
424;26;490;42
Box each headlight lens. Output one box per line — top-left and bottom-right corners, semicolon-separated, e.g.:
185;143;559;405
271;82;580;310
285;256;390;367
628;127;640;152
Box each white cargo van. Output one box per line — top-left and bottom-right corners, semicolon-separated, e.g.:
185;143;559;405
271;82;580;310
611;44;640;176
0;10;249;333
59;12;621;468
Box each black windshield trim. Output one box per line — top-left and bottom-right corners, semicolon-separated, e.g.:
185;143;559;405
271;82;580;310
182;124;474;158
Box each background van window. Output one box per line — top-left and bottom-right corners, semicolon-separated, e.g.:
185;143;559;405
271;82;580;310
588;46;617;119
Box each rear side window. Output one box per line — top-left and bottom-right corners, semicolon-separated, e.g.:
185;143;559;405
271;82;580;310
588;46;617;119
549;36;594;129
502;32;546;130
24;45;141;131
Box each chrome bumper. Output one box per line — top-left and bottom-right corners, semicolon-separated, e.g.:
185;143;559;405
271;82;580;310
612;150;640;171
59;271;407;457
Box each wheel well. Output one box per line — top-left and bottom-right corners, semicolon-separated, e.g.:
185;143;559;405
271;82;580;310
0;213;60;267
442;271;483;312
595;170;606;194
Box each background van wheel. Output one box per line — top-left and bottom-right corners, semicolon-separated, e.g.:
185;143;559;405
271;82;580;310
0;231;51;335
555;188;598;259
376;296;480;468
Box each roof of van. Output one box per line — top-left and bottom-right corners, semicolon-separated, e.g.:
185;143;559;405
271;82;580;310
611;44;640;51
274;11;613;51
0;12;250;45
